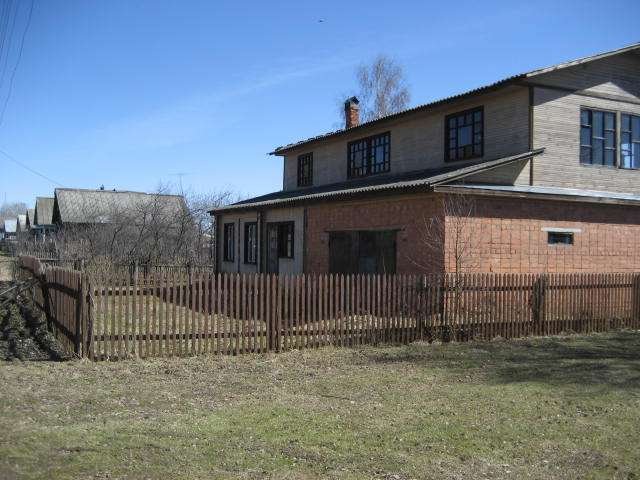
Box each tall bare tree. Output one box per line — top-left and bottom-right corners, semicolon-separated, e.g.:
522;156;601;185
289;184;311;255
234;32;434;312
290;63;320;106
419;193;477;275
0;201;27;224
339;54;411;124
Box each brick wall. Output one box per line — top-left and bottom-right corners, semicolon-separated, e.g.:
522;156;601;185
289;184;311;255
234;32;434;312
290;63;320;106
305;191;640;275
447;195;640;273
305;193;445;274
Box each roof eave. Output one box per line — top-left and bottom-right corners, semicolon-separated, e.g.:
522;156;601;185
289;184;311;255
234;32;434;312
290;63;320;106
211;149;544;214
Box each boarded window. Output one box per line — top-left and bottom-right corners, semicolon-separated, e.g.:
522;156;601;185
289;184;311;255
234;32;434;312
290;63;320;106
329;230;396;274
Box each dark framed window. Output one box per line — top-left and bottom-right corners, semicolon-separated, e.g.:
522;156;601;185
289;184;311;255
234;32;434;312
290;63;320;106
580;109;616;166
548;232;574;245
223;223;235;262
446;107;483;161
621;113;640;170
297;152;313;187
244;222;257;264
277;222;294;258
329;230;396;274
347;132;390;178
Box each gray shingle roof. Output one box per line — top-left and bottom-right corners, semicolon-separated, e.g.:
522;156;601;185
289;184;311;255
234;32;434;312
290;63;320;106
35;197;54;226
54;188;187;224
271;42;640;155
26;208;35;227
16;214;27;231
212;149;544;213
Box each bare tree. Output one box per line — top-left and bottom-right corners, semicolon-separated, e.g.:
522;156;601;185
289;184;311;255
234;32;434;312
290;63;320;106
22;187;241;273
0;201;27;223
417;193;477;333
339;54;410;124
419;193;476;276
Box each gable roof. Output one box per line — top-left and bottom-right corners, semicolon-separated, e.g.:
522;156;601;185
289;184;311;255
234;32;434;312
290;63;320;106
212;149;543;213
54;188;187;224
35;196;54;226
26;208;35;227
16;214;27;230
271;42;640;155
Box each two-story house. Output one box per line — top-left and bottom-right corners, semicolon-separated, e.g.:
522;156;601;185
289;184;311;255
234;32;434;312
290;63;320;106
212;43;640;275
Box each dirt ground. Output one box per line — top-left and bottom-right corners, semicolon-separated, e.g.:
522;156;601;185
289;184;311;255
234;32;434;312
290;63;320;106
0;283;69;361
0;255;14;282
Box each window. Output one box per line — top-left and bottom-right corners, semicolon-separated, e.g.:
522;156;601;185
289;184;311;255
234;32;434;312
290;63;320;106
297;153;313;187
621;114;640;170
347;132;390;178
223;223;235;262
580;109;616;166
446;107;483;161
277;222;294;258
244;222;257;264
548;232;574;245
329;230;396;274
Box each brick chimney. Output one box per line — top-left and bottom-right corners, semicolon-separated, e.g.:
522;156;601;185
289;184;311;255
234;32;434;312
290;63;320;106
344;96;360;129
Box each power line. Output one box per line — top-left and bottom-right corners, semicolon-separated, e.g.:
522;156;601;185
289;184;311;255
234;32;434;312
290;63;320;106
0;148;64;187
0;0;18;92
0;0;34;128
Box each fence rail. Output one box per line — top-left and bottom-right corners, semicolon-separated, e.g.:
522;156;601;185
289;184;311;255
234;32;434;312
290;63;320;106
18;256;640;361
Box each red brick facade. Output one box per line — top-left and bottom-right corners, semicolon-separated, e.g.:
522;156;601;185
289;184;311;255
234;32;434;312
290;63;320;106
304;192;640;274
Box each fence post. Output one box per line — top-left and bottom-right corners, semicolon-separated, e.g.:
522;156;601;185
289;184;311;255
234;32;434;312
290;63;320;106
75;272;83;356
532;274;547;335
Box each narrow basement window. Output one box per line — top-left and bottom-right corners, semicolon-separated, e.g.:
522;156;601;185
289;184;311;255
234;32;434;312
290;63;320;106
547;231;574;245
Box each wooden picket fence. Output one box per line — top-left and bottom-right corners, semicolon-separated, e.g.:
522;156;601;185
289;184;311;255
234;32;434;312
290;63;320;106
18;256;640;361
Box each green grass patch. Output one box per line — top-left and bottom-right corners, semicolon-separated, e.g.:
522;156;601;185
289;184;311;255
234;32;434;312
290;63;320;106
1;331;639;479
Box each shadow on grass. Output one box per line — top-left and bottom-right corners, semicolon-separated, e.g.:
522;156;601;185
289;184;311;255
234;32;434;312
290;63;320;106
364;331;640;390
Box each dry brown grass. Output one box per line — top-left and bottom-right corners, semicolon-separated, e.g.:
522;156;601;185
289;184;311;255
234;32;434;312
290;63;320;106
1;331;639;479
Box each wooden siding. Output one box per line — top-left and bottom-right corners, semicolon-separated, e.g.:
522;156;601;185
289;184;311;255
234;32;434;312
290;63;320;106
532;52;640;193
462;158;531;186
282;86;530;191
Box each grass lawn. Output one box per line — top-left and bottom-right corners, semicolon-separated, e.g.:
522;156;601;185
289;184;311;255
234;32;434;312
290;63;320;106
1;332;639;480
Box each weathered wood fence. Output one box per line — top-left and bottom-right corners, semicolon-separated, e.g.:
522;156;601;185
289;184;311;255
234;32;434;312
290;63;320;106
18;256;640;361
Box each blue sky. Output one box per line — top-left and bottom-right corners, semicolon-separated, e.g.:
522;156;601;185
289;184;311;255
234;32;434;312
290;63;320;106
1;0;639;206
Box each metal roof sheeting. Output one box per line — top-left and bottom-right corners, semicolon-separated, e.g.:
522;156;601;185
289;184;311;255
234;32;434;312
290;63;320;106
442;184;640;205
212;149;544;213
271;42;640;155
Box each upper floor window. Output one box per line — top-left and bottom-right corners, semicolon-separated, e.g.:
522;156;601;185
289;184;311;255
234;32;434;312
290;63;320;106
223;223;234;262
277;222;294;258
297;152;313;187
347;132;390;178
580;109;616;167
244;222;257;264
621;114;640;170
446;107;483;161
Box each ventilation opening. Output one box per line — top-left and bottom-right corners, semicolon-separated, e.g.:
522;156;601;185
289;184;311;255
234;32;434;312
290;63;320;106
548;231;574;245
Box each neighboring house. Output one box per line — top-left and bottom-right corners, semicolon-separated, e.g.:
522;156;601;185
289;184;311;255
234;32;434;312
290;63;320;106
26;208;35;229
3;219;17;242
16;214;28;236
52;188;188;227
212;43;640;275
33;196;56;240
